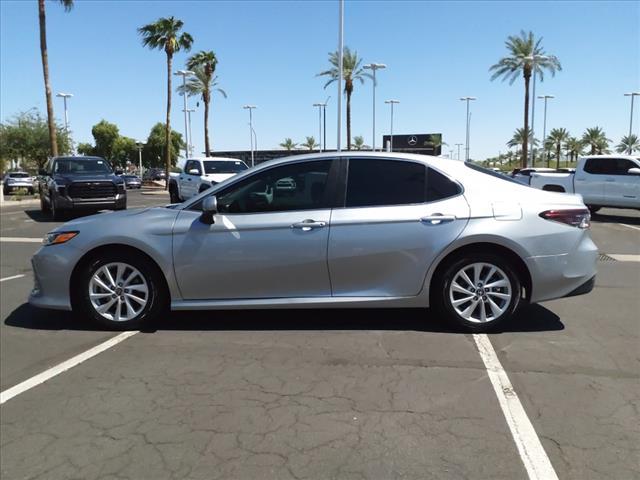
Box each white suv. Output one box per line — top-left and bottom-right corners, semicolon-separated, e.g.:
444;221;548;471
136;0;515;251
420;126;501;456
169;157;249;202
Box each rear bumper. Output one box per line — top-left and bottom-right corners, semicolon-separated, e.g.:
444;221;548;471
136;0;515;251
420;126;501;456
4;184;33;191
525;232;598;303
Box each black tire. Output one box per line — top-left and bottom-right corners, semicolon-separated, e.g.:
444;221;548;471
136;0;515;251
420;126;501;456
433;253;521;332
40;194;50;212
51;199;65;221
75;250;166;330
587;205;601;214
169;184;181;203
115;201;127;211
3;187;9;196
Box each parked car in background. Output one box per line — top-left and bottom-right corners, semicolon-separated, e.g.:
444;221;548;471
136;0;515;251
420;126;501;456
30;152;597;333
143;168;167;181
529;155;640;212
121;174;142;189
37;156;127;220
168;157;248;203
3;171;35;195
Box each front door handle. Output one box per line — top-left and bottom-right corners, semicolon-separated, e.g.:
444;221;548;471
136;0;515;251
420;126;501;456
605;178;615;182
420;214;456;225
291;219;327;231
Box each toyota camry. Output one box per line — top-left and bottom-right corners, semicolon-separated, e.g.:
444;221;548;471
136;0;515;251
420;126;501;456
29;152;598;332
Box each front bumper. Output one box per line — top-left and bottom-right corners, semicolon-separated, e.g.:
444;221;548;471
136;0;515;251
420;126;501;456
55;193;126;210
29;245;77;311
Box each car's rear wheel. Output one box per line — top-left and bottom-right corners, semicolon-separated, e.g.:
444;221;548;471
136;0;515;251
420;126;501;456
169;183;181;203
434;253;521;332
77;251;165;330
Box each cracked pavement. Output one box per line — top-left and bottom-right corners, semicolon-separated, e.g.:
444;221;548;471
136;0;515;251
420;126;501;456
1;197;638;479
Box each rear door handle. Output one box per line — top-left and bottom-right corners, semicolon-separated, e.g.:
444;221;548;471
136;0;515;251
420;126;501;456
291;219;327;231
420;214;456;225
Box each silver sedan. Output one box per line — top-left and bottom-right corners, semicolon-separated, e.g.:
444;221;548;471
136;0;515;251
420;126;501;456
30;152;598;332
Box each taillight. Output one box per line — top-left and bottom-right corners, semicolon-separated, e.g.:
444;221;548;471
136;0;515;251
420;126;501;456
539;209;591;229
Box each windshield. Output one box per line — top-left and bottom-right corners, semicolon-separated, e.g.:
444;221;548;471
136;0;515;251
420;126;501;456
54;158;112;174
203;160;248;174
9;173;30;178
465;162;521;184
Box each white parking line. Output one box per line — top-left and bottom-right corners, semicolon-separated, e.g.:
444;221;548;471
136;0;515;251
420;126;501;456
0;274;26;283
608;254;640;262
473;334;558;480
0;331;138;405
0;237;42;243
619;223;640;232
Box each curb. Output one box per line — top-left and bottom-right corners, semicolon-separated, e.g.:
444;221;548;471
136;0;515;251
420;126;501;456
0;199;40;208
141;190;169;196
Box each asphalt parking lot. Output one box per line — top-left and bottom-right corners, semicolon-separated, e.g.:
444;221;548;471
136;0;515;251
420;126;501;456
1;189;638;480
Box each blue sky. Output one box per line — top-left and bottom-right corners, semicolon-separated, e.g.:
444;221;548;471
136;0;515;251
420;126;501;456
1;0;638;161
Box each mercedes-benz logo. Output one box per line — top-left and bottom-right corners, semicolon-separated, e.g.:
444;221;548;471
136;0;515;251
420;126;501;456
408;135;417;146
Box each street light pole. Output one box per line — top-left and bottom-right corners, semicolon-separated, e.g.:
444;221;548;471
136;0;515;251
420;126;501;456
537;95;554;166
337;0;344;151
136;141;144;175
363;63;386;151
455;143;463;161
243;105;257;167
56;92;73;152
624;92;640;141
175;70;194;159
459;97;476;161
183;108;195;156
384;100;399;151
313;103;323;150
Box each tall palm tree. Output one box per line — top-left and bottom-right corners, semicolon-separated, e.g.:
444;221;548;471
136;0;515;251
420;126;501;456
301;136;318;151
280;138;297;151
546;127;569;168
180;51;224;156
138;17;193;185
507;127;537;150
616;134;639;154
317;47;373;150
177;63;226;156
39;0;73;158
582;127;610;155
564;137;583;163
352;135;368;150
490;31;561;168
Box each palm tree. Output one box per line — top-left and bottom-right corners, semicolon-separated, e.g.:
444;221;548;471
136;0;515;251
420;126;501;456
616;134;639;154
138;17;193;186
280;138;297;151
352;135;368;150
39;0;73;158
179;51;225;156
317;47;373;150
564;137;584;163
507;127;537;150
582;127;610;155
546;127;569;168
490;31;561;168
301;136;318;151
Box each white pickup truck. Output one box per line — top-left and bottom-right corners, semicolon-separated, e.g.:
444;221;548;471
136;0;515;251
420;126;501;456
169;157;249;203
529;155;640;213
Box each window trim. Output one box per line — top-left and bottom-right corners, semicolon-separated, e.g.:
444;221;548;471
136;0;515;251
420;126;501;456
185;157;341;214
336;156;464;209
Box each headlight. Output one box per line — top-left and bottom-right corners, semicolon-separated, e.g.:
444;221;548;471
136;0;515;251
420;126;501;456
43;231;79;246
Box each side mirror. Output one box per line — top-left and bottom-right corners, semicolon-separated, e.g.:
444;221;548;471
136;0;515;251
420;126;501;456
115;169;124;175
627;167;640;176
200;195;218;225
38;169;47;176
188;168;200;175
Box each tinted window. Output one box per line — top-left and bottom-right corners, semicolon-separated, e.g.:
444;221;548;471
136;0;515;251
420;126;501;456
427;168;461;201
9;173;30;178
465;162;522;185
216;160;332;214
203;160;248;174
346;159;426;207
584;158;638;175
611;158;637;175
185;161;201;174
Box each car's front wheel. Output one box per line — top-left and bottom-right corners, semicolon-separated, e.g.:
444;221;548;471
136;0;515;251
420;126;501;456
77;251;166;330
434;253;521;332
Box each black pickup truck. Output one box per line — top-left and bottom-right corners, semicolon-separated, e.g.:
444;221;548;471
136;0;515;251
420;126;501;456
38;156;127;220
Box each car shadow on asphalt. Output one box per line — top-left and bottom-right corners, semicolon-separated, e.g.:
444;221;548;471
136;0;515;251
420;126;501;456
5;303;563;334
591;212;640;225
24;209;101;223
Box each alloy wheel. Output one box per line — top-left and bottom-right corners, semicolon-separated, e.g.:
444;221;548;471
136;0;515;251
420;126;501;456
88;262;149;322
448;262;512;323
